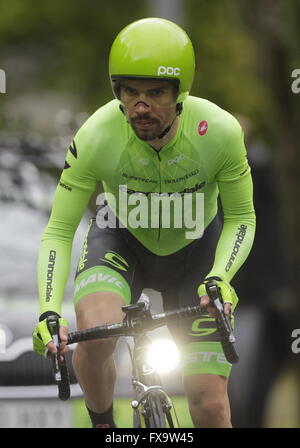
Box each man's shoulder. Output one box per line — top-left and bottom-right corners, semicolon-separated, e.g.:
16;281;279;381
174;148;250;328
69;99;127;167
185;96;239;126
183;96;242;146
78;99;124;135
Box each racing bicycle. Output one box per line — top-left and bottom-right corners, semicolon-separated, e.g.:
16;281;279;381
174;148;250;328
47;280;239;428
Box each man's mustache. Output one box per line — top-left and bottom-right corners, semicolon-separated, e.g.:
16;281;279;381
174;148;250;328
132;113;158;122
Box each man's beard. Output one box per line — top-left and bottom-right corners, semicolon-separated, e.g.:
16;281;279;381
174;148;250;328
132;127;160;141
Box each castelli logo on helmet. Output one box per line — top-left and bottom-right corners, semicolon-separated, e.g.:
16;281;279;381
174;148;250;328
157;66;181;76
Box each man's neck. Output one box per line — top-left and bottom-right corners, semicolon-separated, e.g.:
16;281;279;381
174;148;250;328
149;116;180;151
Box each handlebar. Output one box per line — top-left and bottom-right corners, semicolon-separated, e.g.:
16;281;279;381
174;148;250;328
67;304;207;345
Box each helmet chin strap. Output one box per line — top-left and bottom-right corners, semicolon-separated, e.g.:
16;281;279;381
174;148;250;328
158;103;183;139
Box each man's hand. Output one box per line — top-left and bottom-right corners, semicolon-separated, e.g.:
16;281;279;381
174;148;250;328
32;315;69;358
198;278;238;318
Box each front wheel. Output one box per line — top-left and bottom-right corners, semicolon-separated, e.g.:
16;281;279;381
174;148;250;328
143;393;168;428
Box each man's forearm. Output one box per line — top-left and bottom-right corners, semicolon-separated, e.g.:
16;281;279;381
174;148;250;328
206;216;256;283
37;236;73;316
37;177;95;316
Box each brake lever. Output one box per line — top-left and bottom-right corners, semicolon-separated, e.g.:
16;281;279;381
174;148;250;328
46;315;62;382
205;282;239;363
207;284;236;341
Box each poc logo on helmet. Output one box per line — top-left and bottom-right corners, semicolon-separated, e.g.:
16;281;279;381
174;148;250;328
157;66;181;76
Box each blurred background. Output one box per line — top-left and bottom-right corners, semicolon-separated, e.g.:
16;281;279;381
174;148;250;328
0;0;299;428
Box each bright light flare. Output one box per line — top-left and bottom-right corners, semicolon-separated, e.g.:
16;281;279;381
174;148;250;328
147;339;180;374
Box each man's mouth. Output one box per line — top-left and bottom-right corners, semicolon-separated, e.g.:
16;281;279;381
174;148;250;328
132;116;158;129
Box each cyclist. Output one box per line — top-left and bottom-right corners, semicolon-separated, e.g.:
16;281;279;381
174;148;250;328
33;18;255;428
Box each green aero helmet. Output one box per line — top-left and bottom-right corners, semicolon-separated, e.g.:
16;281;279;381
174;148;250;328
109;17;195;104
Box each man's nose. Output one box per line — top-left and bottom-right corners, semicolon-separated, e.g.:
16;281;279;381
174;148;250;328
134;99;150;112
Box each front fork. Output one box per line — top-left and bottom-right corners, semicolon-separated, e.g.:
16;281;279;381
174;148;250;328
129;334;173;424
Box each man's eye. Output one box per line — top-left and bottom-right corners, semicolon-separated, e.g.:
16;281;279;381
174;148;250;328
123;87;136;95
151;89;164;96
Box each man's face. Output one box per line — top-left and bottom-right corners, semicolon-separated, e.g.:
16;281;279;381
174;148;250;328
119;78;177;141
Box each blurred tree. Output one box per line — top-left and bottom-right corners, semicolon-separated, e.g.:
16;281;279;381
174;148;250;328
237;0;300;308
186;0;299;297
0;0;147;113
186;0;271;130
